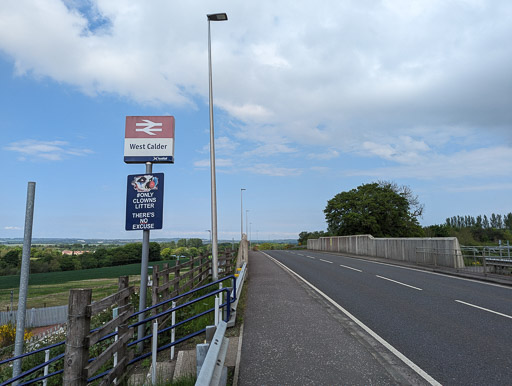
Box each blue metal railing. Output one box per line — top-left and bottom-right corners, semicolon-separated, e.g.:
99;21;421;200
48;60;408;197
0;275;236;386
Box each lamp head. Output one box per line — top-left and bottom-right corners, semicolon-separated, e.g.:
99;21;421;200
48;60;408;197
207;13;228;21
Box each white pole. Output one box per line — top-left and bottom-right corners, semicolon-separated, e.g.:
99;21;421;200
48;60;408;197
152;321;158;385
219;291;223;323
208;18;219;281
43;349;50;386
171;301;176;360
207;13;228;281
240;188;246;239
214;296;219;326
113;307;118;384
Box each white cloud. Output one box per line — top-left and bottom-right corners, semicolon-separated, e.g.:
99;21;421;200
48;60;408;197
4;226;22;230
361;136;431;164
4;139;93;161
346;146;512;180
0;0;511;173
199;137;239;155
308;149;339;160
243;143;297;157
193;158;233;168
247;163;301;177
445;182;512;192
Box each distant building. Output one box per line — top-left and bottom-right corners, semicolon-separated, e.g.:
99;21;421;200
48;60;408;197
61;250;89;256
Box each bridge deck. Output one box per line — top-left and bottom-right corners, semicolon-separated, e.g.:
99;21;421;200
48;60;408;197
237;251;426;385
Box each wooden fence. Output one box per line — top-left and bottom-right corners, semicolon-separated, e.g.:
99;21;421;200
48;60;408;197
62;276;134;386
53;251;236;385
151;251;235;323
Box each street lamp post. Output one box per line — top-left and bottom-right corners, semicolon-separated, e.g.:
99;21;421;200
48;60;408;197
207;12;228;281
241;188;246;239
246;210;249;241
205;230;212;251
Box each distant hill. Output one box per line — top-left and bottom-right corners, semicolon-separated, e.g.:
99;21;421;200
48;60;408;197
0;237;298;245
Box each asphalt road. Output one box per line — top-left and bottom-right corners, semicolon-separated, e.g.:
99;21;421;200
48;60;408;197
265;250;512;386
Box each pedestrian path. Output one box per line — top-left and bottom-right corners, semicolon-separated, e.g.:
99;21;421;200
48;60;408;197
237;251;428;385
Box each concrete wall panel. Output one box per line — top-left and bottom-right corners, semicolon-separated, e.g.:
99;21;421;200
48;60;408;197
308;235;464;268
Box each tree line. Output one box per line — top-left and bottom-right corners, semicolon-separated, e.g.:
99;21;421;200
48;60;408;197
445;214;512;230
0;239;236;276
298;181;512;246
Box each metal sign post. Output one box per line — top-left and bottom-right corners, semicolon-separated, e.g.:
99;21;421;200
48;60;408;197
124;116;173;352
125;166;165;352
13;182;36;382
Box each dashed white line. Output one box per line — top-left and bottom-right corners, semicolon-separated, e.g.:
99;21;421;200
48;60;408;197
262;252;441;386
339;264;362;272
376;275;422;291
319;258;333;264
455;300;512;319
306;256;316;259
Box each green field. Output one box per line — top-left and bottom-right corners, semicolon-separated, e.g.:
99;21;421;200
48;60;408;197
0;259;183;310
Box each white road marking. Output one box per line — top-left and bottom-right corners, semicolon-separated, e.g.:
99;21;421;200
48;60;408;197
262;252;441;386
324;253;512;290
319;259;333;264
306;256;316;259
455;300;512;319
376;275;423;291
340;264;362;272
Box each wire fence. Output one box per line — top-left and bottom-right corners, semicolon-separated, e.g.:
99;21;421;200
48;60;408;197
416;242;512;278
0;306;67;328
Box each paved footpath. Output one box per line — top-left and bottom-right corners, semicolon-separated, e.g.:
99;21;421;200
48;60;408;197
237;251;429;386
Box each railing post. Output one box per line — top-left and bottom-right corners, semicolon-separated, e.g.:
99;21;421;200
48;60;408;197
152;265;160;318
170;301;176;360
151;320;158;385
43;349;50;386
483;247;487;276
63;289;92;386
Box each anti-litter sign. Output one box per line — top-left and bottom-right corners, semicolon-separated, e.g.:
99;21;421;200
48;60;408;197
125;173;164;230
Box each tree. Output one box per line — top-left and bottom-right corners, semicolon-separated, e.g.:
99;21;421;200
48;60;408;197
161;247;173;259
173;247;188;258
298;231;329;245
187;238;203;248
149;242;161;262
423;224;450;237
377;180;424;218
324;182;424;237
3;249;21;268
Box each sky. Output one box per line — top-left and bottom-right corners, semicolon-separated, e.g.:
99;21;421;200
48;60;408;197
0;0;511;241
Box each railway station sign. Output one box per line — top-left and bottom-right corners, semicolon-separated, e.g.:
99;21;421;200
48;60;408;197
125;173;164;230
124;116;175;163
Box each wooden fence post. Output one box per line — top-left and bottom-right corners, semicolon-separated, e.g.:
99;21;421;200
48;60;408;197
115;276;130;384
174;261;180;296
63;289;92;386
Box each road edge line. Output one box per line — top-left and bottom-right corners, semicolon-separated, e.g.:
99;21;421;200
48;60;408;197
262;251;441;386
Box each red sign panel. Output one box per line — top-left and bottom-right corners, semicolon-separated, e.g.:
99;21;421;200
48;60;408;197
125;116;175;138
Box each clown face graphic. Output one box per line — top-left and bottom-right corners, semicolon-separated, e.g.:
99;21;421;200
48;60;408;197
131;175;159;192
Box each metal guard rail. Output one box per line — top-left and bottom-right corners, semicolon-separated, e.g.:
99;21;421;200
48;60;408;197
1;275;236;386
196;321;229;386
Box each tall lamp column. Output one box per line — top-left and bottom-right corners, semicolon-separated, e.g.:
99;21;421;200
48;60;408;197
207;12;228;281
241;188;246;239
